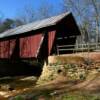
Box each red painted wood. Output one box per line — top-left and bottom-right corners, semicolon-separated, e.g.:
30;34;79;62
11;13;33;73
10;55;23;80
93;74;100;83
0;39;16;58
0;34;43;59
0;30;56;58
20;33;42;58
48;30;56;55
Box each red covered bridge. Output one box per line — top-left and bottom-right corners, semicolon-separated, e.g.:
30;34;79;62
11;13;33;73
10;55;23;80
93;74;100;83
0;12;80;61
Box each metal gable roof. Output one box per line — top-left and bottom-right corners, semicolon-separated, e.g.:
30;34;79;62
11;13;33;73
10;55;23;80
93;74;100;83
0;12;70;39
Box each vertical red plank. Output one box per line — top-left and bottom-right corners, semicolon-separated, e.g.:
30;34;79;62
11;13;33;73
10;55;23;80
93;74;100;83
9;39;16;58
0;39;16;58
20;33;42;58
48;30;56;55
0;41;3;58
30;34;43;57
0;32;44;59
4;41;8;58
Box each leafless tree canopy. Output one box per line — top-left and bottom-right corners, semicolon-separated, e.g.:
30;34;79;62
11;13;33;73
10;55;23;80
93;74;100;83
62;0;100;44
0;0;100;45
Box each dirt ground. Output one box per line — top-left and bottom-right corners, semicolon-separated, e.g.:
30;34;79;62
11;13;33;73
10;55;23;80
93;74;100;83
0;52;100;100
0;70;99;100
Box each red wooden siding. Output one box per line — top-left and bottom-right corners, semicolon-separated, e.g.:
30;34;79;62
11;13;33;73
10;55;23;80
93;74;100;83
48;30;56;55
0;33;43;59
20;33;43;58
0;31;56;59
0;39;16;58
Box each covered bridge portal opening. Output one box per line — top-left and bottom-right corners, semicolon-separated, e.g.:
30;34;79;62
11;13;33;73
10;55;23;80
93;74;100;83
55;13;80;54
0;12;80;76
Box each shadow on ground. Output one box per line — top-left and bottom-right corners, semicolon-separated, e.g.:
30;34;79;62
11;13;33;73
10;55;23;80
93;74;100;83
0;59;42;77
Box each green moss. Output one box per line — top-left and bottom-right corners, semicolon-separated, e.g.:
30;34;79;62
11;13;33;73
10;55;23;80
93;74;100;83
79;74;86;80
14;96;24;100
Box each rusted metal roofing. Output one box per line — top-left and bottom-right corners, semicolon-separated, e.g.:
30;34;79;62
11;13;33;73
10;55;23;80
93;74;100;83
0;12;70;39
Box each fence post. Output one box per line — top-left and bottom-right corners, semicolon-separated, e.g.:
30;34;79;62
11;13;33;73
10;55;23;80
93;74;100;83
57;45;59;55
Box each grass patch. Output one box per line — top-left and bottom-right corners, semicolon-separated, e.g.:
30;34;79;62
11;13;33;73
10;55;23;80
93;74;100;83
14;96;24;100
62;94;99;100
22;90;100;100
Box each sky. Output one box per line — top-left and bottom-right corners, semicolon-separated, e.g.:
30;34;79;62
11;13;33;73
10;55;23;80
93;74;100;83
0;0;62;19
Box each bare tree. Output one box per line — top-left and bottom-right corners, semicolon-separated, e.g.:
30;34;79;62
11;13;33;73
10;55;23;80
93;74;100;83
62;0;100;46
62;0;90;44
37;0;54;20
16;1;54;24
16;5;36;24
85;0;100;47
